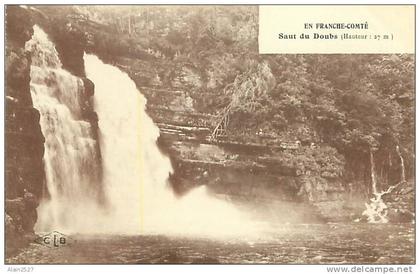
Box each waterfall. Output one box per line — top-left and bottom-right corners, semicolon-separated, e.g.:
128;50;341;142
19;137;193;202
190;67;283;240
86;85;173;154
396;145;406;183
26;26;103;233
362;146;406;224
369;149;378;194
25;25;259;237
362;149;389;223
84;54;260;237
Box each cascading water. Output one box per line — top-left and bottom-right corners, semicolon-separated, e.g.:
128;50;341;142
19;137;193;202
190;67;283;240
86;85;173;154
370;149;378;194
26;25;260;237
362;149;389;223
362;146;406;223
396;145;406;183
26;26;103;233
83;53;261;237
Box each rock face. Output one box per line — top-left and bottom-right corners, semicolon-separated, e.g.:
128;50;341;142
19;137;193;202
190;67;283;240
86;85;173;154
5;6;102;256
384;180;415;223
49;9;411;223
100;57;357;223
97;52;410;224
5;6;44;255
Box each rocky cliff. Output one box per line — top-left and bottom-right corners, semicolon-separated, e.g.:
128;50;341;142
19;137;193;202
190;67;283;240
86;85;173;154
76;6;414;224
5;6;43;255
99;56;360;223
5;5;101;256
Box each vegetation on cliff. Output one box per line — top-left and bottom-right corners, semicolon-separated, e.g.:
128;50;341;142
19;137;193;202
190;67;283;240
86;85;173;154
54;6;413;186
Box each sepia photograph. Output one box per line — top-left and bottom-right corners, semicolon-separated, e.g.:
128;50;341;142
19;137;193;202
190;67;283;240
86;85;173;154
3;3;415;268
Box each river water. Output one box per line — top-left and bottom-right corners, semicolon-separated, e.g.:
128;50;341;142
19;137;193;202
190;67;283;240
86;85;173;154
7;223;414;264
